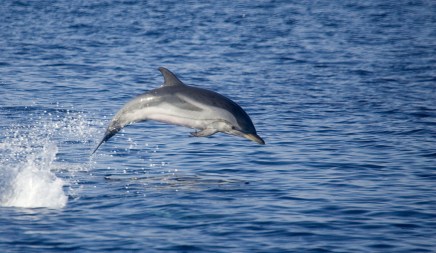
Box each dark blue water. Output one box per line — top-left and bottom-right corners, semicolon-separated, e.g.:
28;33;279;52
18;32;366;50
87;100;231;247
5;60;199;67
1;0;435;252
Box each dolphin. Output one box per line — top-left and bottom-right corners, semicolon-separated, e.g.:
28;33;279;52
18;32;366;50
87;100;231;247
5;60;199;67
92;67;264;154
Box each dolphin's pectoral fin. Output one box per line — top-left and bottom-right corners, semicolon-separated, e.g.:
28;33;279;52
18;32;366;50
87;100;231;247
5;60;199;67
190;129;218;137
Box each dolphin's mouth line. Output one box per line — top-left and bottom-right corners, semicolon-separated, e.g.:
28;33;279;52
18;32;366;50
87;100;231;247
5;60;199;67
243;133;265;145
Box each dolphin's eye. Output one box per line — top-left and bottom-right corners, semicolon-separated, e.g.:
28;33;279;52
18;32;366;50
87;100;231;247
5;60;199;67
231;126;236;130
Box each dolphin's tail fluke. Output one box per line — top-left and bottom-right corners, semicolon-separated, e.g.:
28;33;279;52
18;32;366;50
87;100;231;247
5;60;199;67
91;128;120;155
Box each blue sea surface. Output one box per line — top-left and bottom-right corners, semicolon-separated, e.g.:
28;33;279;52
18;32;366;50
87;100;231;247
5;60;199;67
1;0;436;252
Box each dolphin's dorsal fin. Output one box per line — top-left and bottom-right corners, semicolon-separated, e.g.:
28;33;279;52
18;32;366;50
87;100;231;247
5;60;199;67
158;67;184;86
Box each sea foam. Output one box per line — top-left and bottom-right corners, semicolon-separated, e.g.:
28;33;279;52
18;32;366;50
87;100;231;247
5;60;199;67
0;109;96;209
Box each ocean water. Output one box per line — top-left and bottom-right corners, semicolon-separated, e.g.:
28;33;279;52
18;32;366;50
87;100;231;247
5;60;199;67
1;0;435;252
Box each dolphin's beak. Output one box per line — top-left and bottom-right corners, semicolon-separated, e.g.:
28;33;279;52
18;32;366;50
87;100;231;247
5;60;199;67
243;133;265;145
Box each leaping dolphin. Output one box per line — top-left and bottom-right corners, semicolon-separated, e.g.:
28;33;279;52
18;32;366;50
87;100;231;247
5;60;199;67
92;67;265;154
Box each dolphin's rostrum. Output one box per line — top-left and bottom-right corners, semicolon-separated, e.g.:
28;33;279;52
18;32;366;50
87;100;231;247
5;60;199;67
92;67;265;154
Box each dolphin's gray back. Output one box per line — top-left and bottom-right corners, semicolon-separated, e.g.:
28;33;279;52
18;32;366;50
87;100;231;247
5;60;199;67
155;85;257;134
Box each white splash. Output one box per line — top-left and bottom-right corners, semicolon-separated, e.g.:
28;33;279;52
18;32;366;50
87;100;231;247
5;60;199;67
2;143;67;209
0;109;97;209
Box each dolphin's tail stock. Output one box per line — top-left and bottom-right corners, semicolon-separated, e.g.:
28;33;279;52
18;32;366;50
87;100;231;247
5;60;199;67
91;128;120;155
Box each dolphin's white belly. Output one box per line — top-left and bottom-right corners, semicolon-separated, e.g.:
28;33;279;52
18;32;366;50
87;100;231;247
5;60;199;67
123;100;237;130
